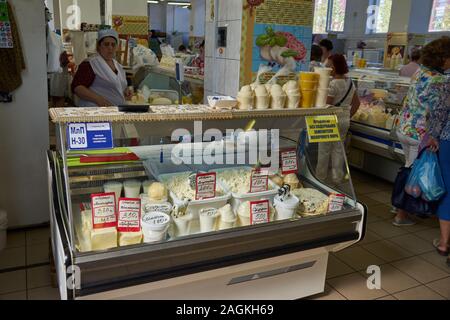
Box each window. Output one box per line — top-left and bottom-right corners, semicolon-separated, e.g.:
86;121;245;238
313;0;329;34
366;0;393;34
329;0;347;32
313;0;347;34
429;0;450;32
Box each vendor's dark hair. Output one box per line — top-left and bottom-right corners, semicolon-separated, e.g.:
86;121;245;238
179;45;187;51
421;36;450;70
311;44;322;62
410;49;421;62
328;54;349;75
319;39;333;51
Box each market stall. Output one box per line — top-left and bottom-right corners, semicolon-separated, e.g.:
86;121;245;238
48;105;366;300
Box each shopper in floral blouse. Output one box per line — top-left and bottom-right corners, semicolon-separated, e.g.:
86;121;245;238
394;37;450;228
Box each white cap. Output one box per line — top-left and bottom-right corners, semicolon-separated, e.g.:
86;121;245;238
98;29;119;43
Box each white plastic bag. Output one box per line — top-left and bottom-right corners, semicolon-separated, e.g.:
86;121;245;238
47;31;63;73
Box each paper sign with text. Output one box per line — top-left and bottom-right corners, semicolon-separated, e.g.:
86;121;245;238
117;198;141;232
305;115;341;143
281;148;298;175
195;172;216;200
250;200;270;225
250;169;269;193
91;193;117;229
328;194;345;212
67;122;114;151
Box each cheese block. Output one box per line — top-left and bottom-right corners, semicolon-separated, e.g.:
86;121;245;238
91;228;118;251
291;188;329;216
118;232;143;246
79;204;118;252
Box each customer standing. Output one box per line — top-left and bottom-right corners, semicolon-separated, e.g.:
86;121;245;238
316;54;360;183
399;49;421;78
419;38;450;260
319;39;333;65
309;44;323;71
394;37;450;227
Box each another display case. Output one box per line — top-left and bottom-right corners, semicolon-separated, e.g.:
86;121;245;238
348;70;411;182
48;106;366;300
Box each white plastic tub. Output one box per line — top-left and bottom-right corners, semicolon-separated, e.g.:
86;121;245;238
0;210;7;251
158;172;232;233
210;167;279;212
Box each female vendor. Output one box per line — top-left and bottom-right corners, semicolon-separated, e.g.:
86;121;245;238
71;29;130;107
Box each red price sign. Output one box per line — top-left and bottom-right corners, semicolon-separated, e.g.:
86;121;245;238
250;200;270;225
91;193;117;229
117;198;141;232
195;172;216;200
328;194;345;212
250;169;269;193
281;148;298;175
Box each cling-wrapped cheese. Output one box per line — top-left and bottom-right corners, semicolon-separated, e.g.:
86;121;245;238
291;188;329;216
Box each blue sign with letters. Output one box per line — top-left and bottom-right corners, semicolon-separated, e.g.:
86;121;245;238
67;122;114;151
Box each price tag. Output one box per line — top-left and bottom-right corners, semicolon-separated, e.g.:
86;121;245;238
281;148;298;175
250;169;268;193
328;194;345;212
117;198;141;232
144;203;172;215
195;172;216;200
305;115;341;143
67;122;113;151
250;200;270;225
91;193;117;229
142;212;170;226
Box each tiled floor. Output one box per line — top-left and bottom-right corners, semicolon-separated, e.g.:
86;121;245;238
310;170;449;301
0;170;448;300
0;226;57;300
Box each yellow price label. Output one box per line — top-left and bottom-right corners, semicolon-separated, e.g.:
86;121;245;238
305;115;341;143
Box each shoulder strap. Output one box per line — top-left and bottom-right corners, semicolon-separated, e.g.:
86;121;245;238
335;79;354;107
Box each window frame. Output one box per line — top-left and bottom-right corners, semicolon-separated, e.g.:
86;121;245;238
313;0;347;35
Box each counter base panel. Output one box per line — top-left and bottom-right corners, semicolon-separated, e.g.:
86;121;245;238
77;249;329;300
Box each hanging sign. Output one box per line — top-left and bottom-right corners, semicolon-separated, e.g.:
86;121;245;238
305;115;341;143
67;122;114;151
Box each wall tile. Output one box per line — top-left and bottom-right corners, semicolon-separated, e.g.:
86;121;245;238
226;19;242;61
225;59;240;97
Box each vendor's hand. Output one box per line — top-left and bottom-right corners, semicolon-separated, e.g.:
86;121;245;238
124;87;133;101
427;137;440;152
95;97;112;107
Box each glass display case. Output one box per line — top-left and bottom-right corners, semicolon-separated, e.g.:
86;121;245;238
48;106;366;300
348;69;411;182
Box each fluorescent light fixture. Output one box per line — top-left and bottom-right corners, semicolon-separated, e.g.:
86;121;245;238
147;0;159;3
167;1;191;5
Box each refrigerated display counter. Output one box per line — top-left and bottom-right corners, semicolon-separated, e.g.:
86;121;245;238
348;71;411;182
48;106;366;300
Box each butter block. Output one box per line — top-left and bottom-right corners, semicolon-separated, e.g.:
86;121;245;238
91;228;118;251
118;232;143;246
